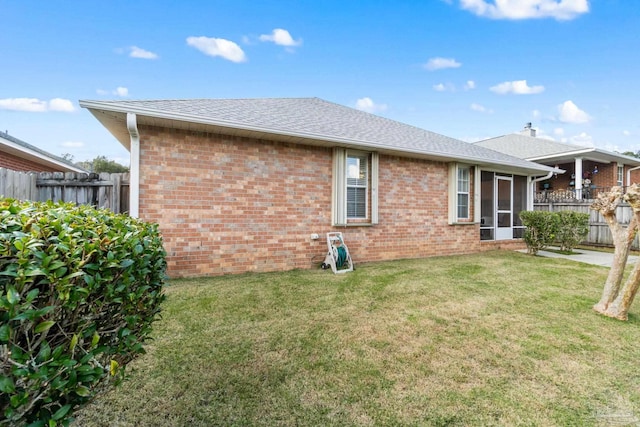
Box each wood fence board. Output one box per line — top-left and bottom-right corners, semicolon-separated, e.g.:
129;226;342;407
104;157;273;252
535;201;640;249
0;168;129;214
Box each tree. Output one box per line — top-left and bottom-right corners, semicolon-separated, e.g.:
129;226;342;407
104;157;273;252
77;155;129;173
590;185;640;320
60;153;74;162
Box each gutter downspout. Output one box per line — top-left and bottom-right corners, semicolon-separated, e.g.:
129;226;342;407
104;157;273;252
126;113;140;218
528;171;555;210
627;166;640;188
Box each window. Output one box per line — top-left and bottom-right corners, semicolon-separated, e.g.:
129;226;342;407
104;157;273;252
332;148;378;225
457;166;470;219
449;163;472;223
347;154;368;218
617;164;624;186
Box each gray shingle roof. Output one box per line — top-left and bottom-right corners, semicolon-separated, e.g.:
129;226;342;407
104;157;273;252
474;133;586;159
80;97;553;174
474;133;640;165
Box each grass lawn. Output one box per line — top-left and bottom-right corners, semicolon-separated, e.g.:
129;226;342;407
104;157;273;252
74;250;640;426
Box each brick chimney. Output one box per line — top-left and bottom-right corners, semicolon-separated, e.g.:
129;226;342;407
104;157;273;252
520;122;536;137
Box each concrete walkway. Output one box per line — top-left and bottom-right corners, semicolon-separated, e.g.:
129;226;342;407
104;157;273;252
517;247;639;268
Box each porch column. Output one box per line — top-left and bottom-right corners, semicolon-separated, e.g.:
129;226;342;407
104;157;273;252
575;157;583;199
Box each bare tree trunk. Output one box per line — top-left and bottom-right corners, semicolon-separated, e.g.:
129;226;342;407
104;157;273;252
591;187;632;314
602;184;640;320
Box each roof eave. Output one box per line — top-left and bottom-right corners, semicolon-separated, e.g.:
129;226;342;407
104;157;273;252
0;136;87;173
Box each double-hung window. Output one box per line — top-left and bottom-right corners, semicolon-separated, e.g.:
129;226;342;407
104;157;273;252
617;164;624;186
448;163;473;224
457;166;470;220
347;154;368;219
333;148;378;225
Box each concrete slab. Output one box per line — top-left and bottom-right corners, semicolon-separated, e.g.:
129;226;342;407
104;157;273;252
516;247;639;268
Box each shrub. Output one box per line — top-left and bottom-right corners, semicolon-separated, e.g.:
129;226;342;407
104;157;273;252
555;210;589;253
0;199;166;426
519;210;559;255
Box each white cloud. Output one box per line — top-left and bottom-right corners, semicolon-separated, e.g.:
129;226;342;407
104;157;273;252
433;83;456;92
490;80;544;94
48;98;75;112
553;127;565;136
355;97;388;113
129;46;158;59
96;87;129;97
0;97;75;112
61;141;85;148
464;80;476;90
558;100;591;124
259;28;302;47
424;57;461;71
568;131;594;147
470;103;493;114
186;36;247;63
458;0;589;21
532;109;542;118
623;130;631;136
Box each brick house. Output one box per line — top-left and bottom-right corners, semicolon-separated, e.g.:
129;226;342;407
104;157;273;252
80;98;555;277
475;124;640;199
0;131;85;172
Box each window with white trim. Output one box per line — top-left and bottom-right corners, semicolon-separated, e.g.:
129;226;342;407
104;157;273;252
457;166;470;219
617;164;624;186
347;154;368;218
333;148;378;225
448;163;474;224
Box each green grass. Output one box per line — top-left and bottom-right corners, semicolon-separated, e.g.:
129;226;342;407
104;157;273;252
74;251;640;426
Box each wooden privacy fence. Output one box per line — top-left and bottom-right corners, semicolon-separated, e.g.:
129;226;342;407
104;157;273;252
534;201;640;249
0;168;129;214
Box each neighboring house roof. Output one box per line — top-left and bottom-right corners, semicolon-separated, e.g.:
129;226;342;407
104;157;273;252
474;133;640;166
0;131;87;173
79;97;555;175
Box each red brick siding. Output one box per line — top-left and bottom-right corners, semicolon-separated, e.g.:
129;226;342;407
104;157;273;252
0;152;58;172
138;126;482;277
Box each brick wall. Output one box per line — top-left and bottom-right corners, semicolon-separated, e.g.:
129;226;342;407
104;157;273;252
0;151;57;172
540;160;640;191
138;126;482;277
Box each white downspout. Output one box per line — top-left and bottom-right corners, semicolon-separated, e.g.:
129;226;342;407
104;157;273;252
528;171;554;210
126;113;140;218
627;166;640;187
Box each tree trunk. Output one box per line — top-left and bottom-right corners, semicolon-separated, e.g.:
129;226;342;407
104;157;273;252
601;184;640;320
591;187;631;314
592;216;636;313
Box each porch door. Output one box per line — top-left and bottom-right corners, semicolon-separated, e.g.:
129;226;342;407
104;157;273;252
496;176;513;240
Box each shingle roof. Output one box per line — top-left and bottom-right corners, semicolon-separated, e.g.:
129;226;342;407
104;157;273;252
80;97;554;174
0;131;87;172
474;133;640;165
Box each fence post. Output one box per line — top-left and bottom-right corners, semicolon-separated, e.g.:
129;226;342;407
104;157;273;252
112;173;122;214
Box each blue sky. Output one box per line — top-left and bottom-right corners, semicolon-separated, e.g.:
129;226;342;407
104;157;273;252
1;0;639;165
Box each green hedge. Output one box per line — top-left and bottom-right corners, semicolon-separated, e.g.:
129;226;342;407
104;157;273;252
0;199;166;426
519;210;589;255
555;210;590;253
520;211;558;255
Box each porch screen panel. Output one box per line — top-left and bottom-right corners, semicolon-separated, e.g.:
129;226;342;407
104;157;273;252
513;175;527;239
497;178;511;228
480;171;494;240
